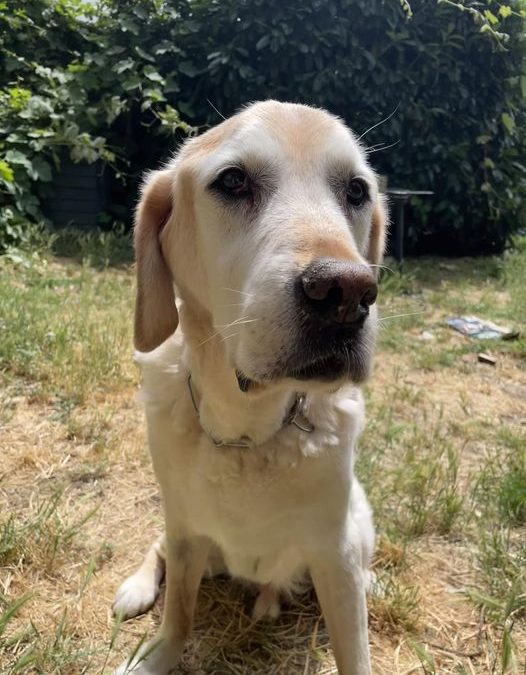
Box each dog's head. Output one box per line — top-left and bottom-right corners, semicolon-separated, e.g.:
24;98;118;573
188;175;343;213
134;101;387;391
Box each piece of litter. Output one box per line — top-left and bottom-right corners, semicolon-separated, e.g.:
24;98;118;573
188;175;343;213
447;315;519;340
478;352;497;365
420;330;434;341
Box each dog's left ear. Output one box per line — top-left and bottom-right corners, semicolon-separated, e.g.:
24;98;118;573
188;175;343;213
134;168;179;352
367;197;388;275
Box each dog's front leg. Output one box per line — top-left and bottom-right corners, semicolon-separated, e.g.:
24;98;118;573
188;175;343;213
113;535;209;675
309;544;371;675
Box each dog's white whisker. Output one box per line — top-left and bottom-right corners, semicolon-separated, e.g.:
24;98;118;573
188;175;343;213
358;103;400;141
365;139;400;154
213;315;250;329
214;317;260;329
198;331;223;347
219;332;239;344
369;263;394;273
206;99;226;121
199;317;261;346
222;287;254;298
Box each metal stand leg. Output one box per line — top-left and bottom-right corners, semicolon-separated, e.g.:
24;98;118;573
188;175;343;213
394;198;407;268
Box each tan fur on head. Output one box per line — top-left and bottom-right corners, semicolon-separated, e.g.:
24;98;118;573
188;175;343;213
134;168;179;352
367;197;388;275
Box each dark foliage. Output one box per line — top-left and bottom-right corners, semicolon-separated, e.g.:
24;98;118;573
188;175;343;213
1;0;525;254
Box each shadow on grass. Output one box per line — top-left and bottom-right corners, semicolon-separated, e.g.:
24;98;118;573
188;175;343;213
148;577;330;674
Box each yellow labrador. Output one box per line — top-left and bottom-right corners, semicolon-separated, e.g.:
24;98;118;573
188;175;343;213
112;101;387;675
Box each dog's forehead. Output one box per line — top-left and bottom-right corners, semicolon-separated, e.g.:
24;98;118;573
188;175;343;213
188;102;367;178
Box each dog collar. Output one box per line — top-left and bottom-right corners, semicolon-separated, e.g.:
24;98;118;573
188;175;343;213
186;374;314;449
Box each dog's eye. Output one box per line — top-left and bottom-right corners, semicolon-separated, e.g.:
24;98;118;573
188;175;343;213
216;168;251;197
347;179;367;207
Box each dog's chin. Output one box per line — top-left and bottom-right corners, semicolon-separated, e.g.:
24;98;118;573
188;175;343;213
284;351;370;386
236;347;371;393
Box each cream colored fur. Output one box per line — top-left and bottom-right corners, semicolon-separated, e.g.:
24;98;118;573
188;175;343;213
112;101;386;675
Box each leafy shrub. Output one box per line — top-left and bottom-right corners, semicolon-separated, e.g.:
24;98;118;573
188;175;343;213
0;0;191;247
174;0;526;254
1;0;525;255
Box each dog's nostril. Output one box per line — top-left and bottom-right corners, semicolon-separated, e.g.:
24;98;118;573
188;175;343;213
302;276;339;303
361;286;378;308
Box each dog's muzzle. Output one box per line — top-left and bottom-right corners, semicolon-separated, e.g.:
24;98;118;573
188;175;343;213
284;258;377;382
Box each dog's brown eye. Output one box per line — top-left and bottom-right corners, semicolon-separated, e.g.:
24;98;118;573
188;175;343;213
216;168;251;197
347;179;367;207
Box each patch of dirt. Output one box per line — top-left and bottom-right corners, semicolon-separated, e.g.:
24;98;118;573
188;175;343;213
1;335;525;673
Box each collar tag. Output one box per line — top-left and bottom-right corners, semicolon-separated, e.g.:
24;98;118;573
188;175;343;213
284;394;315;433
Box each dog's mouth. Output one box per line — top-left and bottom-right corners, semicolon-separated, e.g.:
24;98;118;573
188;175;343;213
236;344;369;392
285;353;350;381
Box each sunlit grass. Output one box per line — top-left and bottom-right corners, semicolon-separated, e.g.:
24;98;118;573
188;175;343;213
0;231;524;673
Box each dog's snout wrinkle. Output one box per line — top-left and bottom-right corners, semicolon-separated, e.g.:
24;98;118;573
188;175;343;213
300;258;377;324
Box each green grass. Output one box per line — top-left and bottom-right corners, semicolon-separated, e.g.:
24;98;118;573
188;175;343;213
0;490;98;572
0;231;525;673
361;238;526;670
0;256;135;405
377;240;526;363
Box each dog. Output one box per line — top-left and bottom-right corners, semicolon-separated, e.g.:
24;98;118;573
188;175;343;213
111;100;387;675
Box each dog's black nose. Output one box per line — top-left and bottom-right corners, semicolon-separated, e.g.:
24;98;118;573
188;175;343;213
299;258;377;324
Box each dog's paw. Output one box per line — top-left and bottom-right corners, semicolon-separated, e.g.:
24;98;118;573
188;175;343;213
112;573;160;620
252;585;280;620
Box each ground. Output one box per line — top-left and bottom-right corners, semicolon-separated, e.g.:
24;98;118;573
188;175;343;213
0;235;525;674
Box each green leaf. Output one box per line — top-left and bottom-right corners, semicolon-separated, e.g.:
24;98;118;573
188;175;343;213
484;10;499;25
30;157;52;182
135;46;155;62
178;61;199;77
115;58;134;74
501;113;515;134
256;35;270;50
143;66;165;83
143;88;166;103
121;17;139;35
122;74;142;91
5;149;31;169
0;159;14;183
499;6;512;19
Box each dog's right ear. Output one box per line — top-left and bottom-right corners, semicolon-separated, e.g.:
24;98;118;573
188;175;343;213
134;168;179;352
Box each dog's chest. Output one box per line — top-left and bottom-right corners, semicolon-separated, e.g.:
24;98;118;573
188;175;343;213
188;441;331;584
143;369;365;585
174;430;347;553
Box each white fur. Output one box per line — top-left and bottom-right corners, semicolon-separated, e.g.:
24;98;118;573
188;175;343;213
112;101;384;675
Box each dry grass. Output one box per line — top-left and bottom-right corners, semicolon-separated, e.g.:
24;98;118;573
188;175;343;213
0;239;525;674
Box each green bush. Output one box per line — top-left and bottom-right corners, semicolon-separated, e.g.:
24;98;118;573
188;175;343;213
175;0;526;254
1;0;525;255
0;0;191;244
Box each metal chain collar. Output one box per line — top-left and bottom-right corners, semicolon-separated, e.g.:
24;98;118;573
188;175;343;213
187;374;315;449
